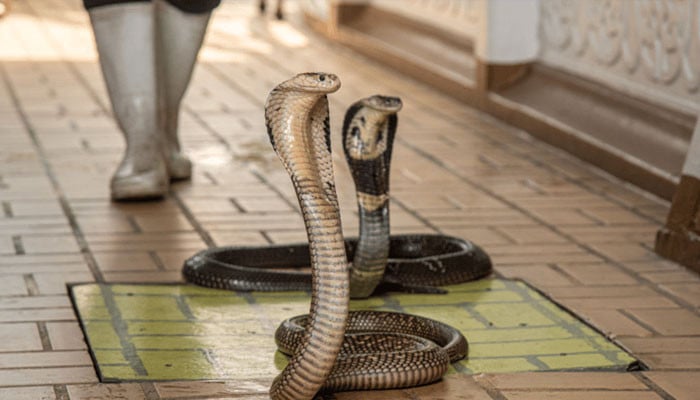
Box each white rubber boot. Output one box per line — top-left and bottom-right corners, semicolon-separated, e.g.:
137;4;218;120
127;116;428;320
155;0;212;180
89;3;168;200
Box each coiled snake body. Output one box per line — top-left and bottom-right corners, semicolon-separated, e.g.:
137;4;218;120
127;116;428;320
184;73;492;398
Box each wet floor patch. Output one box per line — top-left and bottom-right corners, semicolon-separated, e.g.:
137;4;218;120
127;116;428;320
70;279;638;382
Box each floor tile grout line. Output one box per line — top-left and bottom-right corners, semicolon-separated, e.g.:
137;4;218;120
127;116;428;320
22;0;111;119
177;104;304;243
397;136;700;316
617;309;662;336
0;64;105;284
192;64;306;217
632;371;676;400
169;193;216;249
483;134;668;226
53;384;69;400
251;15;671;228
140;382;161;400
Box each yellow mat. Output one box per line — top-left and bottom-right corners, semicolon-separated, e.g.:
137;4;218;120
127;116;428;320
70;279;638;382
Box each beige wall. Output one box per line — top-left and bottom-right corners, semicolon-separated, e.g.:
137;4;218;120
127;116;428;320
539;0;700;116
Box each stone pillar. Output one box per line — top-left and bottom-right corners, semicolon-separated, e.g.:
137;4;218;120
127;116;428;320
656;118;700;273
475;0;540;91
475;0;539;64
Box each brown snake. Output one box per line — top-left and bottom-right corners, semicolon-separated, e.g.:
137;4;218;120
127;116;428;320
264;73;467;399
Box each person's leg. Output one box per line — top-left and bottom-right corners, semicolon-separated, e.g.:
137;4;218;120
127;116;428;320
87;2;168;200
154;0;215;180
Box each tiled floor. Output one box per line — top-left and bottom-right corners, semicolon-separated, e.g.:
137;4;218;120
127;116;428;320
0;0;699;399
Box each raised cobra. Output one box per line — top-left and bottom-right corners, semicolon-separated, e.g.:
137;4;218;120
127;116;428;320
265;72;348;399
342;95;399;298
263;73;467;399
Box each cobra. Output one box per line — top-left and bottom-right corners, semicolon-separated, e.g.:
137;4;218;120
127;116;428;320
264;72;347;400
263;73;467;399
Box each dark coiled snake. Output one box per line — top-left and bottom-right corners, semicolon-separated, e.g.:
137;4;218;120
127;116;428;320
183;73;492;399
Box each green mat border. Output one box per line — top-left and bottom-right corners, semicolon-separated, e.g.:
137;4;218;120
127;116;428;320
68;279;644;383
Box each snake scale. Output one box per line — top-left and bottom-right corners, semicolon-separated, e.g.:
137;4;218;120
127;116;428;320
184;73;492;399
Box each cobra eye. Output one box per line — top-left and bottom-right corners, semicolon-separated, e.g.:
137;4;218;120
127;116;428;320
319;74;326;82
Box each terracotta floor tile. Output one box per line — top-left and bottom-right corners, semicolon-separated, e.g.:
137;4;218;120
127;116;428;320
131;214;194;233
491;247;602;265
528;209;600;226
497;265;577;287
85;232;206;252
644;371;700;400
154;249;202;271
493;226;567;244
623;336;700;353
639;352;700;369
199;213;305;231
563;296;678;310
501;390;661;400
0;308;77;323
555;263;638;285
426;213;535;229
439;227;512;246
626;309;700;336
67;383;146;400
581;309;653;338
102;270;183;283
659;282;700;307
590;243;660;263
46;322;88;350
334;390;412;400
0;253;86;266
255;227;308;245
403;375;492;400
180;198;242;214
0;274;29;295
642;270;700;284
208;230;268;247
579;206;652;226
0;367;97;386
0;236;17;255
154;380;268;398
22;235;81;254
0;323;43;351
70;198;182;217
6;201;62;218
623;259;686;273
33;272;95;295
544;285;658;299
234;196;295;213
92;252;160;272
0;217;72;235
0;386;56;400
0;351;91;368
0;295;71;310
76;216;136;234
476;372;648;390
560;225;658;244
